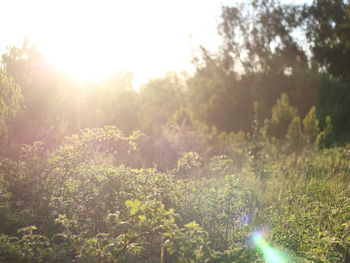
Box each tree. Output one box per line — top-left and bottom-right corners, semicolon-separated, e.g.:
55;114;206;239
2;40;60;149
188;0;317;134
305;0;350;79
188;57;253;132
317;74;350;139
218;0;307;74
262;93;298;139
0;69;22;148
139;73;185;134
302;106;319;144
84;72;140;132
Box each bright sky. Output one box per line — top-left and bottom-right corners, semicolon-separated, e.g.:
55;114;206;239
0;0;311;87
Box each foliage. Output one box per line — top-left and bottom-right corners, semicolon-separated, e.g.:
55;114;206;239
0;128;216;262
208;155;233;175
219;0;307;74
1;1;350;261
86;72;140;132
286;116;304;151
317;74;350;140
0;68;22;148
2;40;61;150
305;0;350;79
176;152;202;178
0;118;349;262
316;115;334;149
262;93;298;139
139;73;185;135
0;69;21;124
302;106;319;145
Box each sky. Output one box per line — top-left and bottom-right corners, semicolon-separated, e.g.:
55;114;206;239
0;0;312;87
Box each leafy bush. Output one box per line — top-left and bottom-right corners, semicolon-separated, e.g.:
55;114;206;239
0;124;349;262
263;93;298;140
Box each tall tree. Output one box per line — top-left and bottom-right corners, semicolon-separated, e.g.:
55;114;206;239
218;0;307;74
305;0;350;79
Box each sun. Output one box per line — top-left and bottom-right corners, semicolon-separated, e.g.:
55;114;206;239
3;0;216;85
42;34;130;83
14;0;193;85
35;1;139;83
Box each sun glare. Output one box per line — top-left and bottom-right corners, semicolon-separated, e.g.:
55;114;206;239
37;0;181;83
1;0;314;85
3;0;216;85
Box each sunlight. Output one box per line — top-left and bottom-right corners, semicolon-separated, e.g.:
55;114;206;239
1;0;314;85
0;0;347;262
4;0;204;85
37;0;177;83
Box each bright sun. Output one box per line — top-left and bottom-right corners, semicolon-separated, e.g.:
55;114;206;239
2;0;209;85
1;0;313;85
38;0;185;84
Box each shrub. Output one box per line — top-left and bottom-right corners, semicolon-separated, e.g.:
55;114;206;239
302;106;319;145
263;93;298;140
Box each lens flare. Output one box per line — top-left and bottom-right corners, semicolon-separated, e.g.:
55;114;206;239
250;231;291;263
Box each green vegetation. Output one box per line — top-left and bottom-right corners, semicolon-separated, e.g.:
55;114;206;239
0;0;350;262
0;126;349;262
